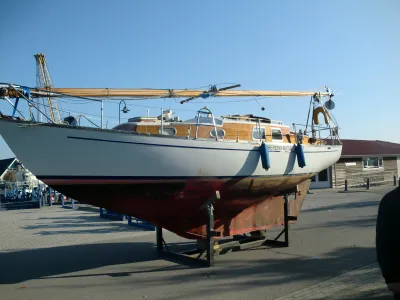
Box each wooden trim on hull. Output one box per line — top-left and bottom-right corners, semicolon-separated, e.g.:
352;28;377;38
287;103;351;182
45;175;312;240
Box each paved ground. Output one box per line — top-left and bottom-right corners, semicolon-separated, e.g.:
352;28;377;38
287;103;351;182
0;185;397;300
0;206;152;251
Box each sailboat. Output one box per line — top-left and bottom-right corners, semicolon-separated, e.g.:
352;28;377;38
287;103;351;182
0;83;342;239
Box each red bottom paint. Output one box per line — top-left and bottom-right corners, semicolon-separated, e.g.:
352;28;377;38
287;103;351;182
46;175;312;239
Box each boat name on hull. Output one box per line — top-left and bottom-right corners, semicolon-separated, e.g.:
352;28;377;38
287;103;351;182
267;144;293;152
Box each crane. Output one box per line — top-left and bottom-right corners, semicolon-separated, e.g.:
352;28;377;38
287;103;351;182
34;53;62;122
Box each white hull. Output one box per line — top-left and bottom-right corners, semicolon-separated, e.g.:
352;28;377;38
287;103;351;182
0;119;342;182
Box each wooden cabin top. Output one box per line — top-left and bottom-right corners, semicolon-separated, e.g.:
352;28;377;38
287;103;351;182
113;112;323;145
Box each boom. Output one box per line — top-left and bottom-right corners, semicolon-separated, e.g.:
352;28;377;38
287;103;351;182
1;86;331;100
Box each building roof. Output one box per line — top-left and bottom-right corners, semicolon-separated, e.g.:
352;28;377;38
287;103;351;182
341;139;400;157
0;157;17;178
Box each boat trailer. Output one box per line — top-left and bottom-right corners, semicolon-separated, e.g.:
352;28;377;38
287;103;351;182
155;190;296;267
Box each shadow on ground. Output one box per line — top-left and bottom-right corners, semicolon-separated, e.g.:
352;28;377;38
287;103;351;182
0;241;380;294
0;241;197;284
22;213;151;235
302;200;380;213
293;214;378;231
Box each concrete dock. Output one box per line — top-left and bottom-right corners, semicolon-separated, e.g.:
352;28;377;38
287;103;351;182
0;186;396;299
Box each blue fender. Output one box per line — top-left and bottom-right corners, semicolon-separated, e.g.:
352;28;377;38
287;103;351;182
295;143;306;168
259;142;270;170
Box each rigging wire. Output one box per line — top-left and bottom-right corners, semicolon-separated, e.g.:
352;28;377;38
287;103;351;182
3;83;336;132
96;100;201;113
59;100;201;114
57;99;94;105
32;82;241;103
180;96;288;104
304;96;313;134
31;82;324;117
7;83;334;127
32;101;120;124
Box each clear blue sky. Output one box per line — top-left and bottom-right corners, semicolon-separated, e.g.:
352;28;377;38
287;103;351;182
0;0;399;159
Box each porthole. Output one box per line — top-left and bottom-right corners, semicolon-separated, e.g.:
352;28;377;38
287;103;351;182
210;128;225;138
159;127;177;136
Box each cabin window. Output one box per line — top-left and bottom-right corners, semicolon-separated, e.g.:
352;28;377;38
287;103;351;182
210;128;225;138
184;117;224;126
271;128;283;141
159;127;177;136
363;157;383;169
252;127;266;140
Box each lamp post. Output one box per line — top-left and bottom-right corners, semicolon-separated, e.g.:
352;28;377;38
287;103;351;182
119;100;130;124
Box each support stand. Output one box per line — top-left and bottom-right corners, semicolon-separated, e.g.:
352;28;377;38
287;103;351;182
155;192;293;267
201;191;221;266
205;198;215;267
156;191;220;267
264;194;294;247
